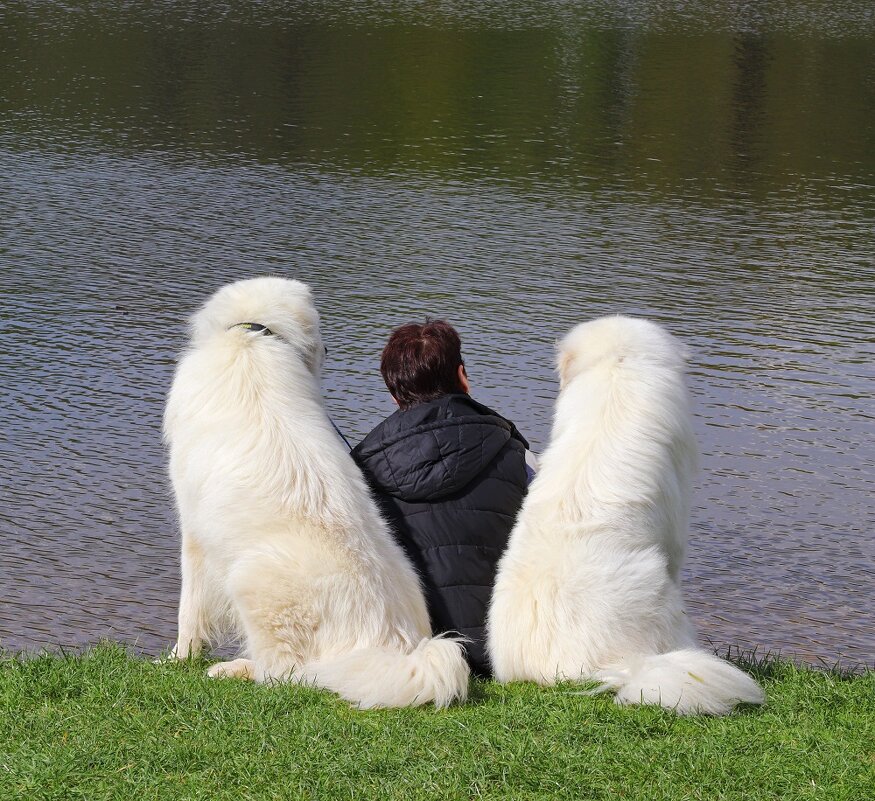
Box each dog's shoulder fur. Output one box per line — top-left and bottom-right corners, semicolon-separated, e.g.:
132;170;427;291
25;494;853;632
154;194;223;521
530;316;696;574
166;277;365;534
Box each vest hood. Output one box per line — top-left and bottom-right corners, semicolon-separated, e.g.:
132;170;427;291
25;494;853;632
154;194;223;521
353;394;528;503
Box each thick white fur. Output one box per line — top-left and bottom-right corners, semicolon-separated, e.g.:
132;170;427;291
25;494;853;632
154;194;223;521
487;316;764;715
164;277;469;708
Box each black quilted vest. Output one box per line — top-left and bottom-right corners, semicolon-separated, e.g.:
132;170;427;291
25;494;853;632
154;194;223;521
351;394;529;676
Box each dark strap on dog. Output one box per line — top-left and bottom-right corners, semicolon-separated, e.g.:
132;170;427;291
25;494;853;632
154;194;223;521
329;417;353;450
231;322;274;336
229;321;350;450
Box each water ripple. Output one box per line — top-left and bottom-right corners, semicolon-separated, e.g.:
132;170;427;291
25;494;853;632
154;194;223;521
1;1;873;669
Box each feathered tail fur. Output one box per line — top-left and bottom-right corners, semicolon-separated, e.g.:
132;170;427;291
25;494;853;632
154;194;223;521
592;648;765;715
303;636;469;709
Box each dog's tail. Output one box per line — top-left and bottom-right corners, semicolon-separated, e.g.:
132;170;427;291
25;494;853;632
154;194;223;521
591;648;764;715
301;636;470;709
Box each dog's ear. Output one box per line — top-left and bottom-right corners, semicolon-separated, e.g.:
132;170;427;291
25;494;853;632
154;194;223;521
285;303;324;377
302;325;325;376
678;342;692;364
556;346;574;390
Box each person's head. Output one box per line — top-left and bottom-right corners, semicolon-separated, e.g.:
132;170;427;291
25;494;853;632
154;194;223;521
380;319;470;410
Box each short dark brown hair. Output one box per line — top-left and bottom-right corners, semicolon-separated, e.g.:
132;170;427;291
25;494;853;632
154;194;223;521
380;319;466;410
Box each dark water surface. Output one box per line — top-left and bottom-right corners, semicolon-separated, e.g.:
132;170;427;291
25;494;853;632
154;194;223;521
1;2;873;669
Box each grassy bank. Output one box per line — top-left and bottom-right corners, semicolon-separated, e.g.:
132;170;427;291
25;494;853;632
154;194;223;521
0;644;871;800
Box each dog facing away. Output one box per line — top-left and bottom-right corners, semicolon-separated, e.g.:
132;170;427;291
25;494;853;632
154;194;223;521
163;277;469;708
487;316;764;715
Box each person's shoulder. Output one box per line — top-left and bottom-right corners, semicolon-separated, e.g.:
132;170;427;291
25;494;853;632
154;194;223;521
352;399;448;461
351;410;403;461
446;394;507;423
357;394;528;456
456;395;530;450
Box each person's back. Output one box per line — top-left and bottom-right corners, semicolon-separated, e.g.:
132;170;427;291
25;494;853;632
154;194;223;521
351;320;529;676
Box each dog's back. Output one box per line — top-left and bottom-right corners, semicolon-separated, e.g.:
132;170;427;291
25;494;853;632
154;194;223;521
165;277;425;619
488;317;764;714
164;278;470;708
562;316;697;573
528;316;697;578
165;278;338;531
489;317;696;679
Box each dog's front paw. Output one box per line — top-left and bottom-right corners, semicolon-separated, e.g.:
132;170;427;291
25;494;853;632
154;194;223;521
207;658;256;680
166;643;184;662
162;638;204;662
154;643;187;664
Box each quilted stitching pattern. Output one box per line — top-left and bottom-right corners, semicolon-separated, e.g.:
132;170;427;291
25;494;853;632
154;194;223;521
352;394;529;676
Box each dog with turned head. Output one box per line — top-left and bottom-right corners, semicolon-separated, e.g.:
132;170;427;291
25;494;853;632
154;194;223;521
163;277;469;708
488;316;765;715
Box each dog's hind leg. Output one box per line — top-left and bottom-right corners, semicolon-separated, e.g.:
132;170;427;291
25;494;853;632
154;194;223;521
207;658;257;680
226;561;314;683
172;533;211;659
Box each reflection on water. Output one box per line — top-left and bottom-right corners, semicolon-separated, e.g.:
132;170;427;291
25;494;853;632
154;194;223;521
0;1;873;669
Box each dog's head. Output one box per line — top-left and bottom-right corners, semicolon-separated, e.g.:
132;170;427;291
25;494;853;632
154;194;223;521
557;315;689;389
191;276;325;375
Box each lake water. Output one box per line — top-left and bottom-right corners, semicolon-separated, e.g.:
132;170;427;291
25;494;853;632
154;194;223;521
1;1;873;670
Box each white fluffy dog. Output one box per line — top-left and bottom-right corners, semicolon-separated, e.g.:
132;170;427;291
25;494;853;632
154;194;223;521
487;316;764;715
163;277;469;708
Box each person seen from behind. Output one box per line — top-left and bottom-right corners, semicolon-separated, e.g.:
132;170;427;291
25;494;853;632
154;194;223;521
351;319;531;676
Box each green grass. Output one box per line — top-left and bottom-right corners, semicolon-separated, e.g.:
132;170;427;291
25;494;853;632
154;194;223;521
0;644;871;800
